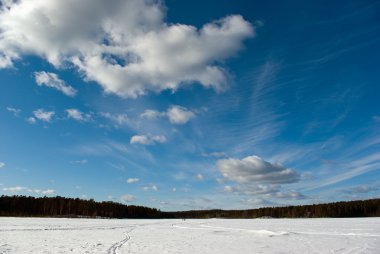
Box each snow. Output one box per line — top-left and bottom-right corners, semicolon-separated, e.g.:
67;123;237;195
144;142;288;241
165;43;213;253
0;217;379;253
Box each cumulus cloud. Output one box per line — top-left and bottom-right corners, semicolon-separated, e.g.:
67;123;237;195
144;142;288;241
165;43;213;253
218;156;305;201
34;71;77;97
33;109;55;122
121;194;135;202
167;106;195;124
0;0;254;98
6;106;21;116
0;162;5;168
141;105;195;124
127;178;139;184
66;108;91;122
217;155;300;184
130;134;167;145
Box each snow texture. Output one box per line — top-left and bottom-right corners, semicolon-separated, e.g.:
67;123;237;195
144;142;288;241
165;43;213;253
0;217;379;253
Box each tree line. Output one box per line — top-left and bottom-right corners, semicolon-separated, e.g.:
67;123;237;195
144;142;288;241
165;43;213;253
0;195;379;219
167;198;380;219
0;195;161;218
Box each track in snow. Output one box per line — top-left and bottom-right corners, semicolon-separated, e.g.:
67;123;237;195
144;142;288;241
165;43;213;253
107;227;135;254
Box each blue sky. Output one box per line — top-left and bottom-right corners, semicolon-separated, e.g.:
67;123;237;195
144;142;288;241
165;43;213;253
0;0;380;211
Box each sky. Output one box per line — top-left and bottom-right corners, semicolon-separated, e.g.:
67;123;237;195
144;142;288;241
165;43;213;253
0;0;380;211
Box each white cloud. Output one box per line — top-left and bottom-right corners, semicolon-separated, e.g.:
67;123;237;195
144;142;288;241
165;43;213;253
121;194;135;202
127;178;139;184
143;184;158;191
217;155;300;184
6;106;21;116
141;105;196;124
130;134;167;145
34;71;77;97
196;174;204;181
33;109;55;122
27;117;37;124
140;109;163;120
172;187;177;192
27;188;56;195
0;162;5;168
100;112;128;125
42;189;56;195
166;106;195;124
66;108;91;122
2;185;56;195
2;186;26;192
130;135;150;145
0;0;254;98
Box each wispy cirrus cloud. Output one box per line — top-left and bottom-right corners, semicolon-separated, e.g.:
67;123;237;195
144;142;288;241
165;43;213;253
342;182;380;195
306;155;380;191
100;112;129;126
6;106;21;117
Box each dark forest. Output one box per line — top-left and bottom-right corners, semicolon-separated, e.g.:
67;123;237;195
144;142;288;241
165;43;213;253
1;195;379;219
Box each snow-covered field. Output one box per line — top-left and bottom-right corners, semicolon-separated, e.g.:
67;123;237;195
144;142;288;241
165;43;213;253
0;217;379;253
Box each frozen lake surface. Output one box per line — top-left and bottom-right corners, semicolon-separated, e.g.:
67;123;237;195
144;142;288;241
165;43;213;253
0;217;379;253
